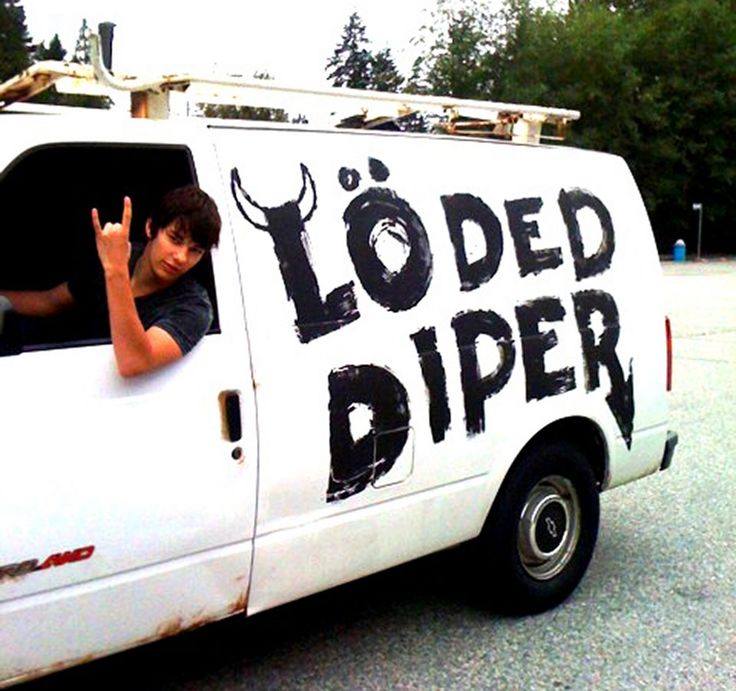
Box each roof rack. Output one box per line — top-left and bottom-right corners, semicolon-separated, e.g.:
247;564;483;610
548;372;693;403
0;32;580;144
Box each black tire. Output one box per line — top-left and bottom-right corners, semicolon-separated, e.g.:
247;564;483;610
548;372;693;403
473;440;600;615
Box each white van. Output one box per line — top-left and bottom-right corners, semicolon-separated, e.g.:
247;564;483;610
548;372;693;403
0;53;677;687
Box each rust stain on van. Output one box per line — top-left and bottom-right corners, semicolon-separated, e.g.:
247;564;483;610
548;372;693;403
7;654;98;687
151;589;248;642
8;587;250;685
154;607;212;639
9;610;217;686
228;581;249;615
155;616;186;638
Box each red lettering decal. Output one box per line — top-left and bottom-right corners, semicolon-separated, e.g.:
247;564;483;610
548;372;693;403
36;557;53;570
72;545;95;562
38;545;96;570
7;545;96;576
38;553;68;569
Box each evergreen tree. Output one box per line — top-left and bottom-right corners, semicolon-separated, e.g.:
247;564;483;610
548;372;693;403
326;12;406;94
62;19;111;109
34;33;65;61
371;48;403;92
72;18;91;64
326;12;373;89
0;0;31;81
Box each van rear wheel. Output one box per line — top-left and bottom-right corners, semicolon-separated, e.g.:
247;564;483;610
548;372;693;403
474;441;599;615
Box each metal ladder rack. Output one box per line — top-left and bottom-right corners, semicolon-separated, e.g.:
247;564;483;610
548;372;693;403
0;33;580;144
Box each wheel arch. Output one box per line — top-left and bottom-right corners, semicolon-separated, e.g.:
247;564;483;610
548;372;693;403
514;416;608;491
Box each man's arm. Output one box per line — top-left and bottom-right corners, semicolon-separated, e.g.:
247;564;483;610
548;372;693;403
92;197;183;378
0;283;74;317
103;270;183;377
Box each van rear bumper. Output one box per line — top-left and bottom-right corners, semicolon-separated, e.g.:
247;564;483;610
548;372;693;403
660;430;678;471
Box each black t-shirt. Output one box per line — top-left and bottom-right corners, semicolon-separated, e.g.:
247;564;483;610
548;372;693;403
68;244;213;355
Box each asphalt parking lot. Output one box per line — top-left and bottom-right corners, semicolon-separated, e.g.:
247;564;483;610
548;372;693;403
576;258;736;689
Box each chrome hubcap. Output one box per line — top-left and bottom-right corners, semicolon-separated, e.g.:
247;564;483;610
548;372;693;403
518;475;581;581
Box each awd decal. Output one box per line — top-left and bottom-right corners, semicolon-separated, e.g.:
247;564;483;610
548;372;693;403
0;545;95;581
231;158;635;502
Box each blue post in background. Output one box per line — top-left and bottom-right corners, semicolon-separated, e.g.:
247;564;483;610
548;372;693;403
673;239;686;262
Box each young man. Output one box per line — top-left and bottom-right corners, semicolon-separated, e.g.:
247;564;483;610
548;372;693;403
0;185;221;377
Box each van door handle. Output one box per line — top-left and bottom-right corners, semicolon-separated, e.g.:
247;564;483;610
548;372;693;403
220;390;242;442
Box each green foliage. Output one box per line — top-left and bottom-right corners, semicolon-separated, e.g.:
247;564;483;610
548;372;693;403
631;0;736;252
201;102;289;123
428;9;491;97
200;72;290;122
414;0;736;253
495;3;644;156
0;0;30;81
371;48;403;92
34;33;65;61
326;12;404;92
414;0;497;98
405;57;430;95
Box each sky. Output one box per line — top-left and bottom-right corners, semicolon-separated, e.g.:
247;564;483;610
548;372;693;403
21;0;443;87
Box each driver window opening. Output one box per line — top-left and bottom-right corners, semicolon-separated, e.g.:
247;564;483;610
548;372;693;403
0;143;220;355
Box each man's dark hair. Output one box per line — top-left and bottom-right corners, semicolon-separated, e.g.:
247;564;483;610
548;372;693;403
149;185;221;250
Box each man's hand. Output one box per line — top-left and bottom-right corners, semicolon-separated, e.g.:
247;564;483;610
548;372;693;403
92;197;133;275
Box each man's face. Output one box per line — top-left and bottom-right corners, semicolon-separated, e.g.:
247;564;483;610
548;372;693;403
146;221;206;284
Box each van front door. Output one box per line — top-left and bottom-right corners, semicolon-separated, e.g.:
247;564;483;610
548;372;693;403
0;137;257;678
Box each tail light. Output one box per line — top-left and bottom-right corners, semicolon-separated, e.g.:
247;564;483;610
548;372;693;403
665;317;673;391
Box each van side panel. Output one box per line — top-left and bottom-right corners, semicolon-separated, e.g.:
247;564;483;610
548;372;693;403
214;127;668;612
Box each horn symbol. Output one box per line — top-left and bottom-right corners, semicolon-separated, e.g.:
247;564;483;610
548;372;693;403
297;163;317;223
231;167;268;230
231;164;317;229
